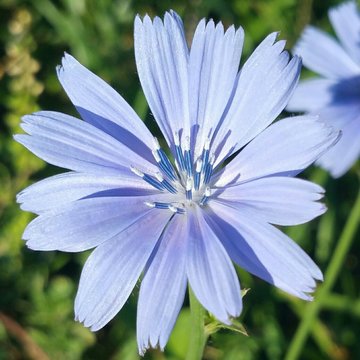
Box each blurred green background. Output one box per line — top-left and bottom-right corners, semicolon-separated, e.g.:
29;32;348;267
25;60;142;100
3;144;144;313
0;0;359;359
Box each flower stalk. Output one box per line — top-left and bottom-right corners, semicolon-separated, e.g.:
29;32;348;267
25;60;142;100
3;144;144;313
285;182;360;360
186;287;207;360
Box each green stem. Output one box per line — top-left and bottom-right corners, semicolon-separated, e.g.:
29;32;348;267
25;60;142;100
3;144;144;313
285;184;360;360
186;287;207;360
321;293;360;317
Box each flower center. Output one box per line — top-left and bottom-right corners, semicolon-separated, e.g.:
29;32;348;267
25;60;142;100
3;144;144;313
130;132;216;214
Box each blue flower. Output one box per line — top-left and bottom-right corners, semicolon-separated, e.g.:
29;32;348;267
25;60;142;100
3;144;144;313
287;1;360;178
16;11;339;354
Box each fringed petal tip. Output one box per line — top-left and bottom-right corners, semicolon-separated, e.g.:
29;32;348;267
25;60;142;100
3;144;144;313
73;302;114;335
136;307;239;357
56;52;76;75
299;293;314;302
138;340;165;357
296;282;323;302
222;311;241;326
136;305;241;356
135;10;242;34
73;312;105;333
205;309;241;327
303;116;343;157
135;10;182;25
316;270;324;283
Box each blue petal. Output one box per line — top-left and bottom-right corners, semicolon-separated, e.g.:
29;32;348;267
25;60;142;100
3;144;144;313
294;26;360;79
137;214;187;355
23;196;160;252
17;172;156;214
134;12;190;148
186;206;242;324
15;111;158;176
216;176;326;226
57;53;155;162
329;1;360;64
206;202;323;300
316;102;360;177
215;115;340;187
189;19;244;158
212;33;301;164
75;209;172;331
286;78;336;112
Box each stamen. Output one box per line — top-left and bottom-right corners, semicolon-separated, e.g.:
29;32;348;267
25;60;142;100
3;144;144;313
201;138;210;173
174;131;186;172
200;187;211;206
169;205;177;213
152;149;161;163
186;177;193;201
169;205;185;214
204;138;210;151
153;151;176;181
194;159;202;190
203;153;215;185
205;186;211;196
144;201;155;208
130;165;144;178
155;172;177;194
184;136;192;177
152;138;177;181
136;134;215;212
143;174;165;191
130;166;165;191
174;159;180;172
196;159;203;172
154;202;173;209
153;136;161;150
174;131;180;147
154;172;164;182
158;150;177;180
147;202;185;214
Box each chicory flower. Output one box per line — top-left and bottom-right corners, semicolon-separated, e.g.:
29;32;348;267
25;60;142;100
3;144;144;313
16;11;339;354
287;1;360;177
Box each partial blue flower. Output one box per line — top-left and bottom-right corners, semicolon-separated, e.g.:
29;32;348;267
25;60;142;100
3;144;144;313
16;11;339;355
287;1;360;177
